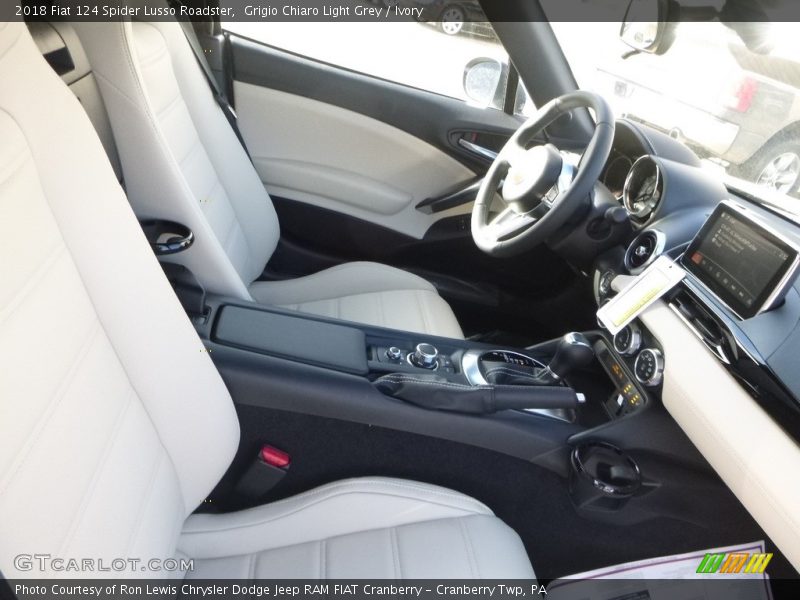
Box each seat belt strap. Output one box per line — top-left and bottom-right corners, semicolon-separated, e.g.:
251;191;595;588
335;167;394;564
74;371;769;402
176;19;252;160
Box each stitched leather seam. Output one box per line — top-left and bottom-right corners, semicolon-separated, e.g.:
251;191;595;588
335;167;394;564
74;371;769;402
390;527;402;579
121;449;167;558
379;376;485;391
416;290;431;334
0;142;29;182
0;321;102;493
248;550;257;581
136;42;171;68
377;290;386;328
258;264;434;304
58;389;136;555
0;244;65;330
319;539;327;579
182;515;494;564
219;211;241;255
458;517;480;578
175;135;204;167
182;480;490;535
380;376;541;392
155;91;184;120
0;21;22;61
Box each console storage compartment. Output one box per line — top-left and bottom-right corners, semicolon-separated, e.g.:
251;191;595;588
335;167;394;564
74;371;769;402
213;305;368;375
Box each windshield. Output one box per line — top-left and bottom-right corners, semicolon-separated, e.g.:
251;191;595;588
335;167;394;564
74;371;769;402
549;16;800;216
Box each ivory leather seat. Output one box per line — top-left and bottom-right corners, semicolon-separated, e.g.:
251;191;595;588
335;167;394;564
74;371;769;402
0;21;534;579
72;18;463;339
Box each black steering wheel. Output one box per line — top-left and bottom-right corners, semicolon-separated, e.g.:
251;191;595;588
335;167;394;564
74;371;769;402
471;91;615;257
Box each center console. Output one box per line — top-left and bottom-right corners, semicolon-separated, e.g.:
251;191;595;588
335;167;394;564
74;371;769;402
183;284;692;451
157;234;704;526
193;292;702;523
208;296;608;417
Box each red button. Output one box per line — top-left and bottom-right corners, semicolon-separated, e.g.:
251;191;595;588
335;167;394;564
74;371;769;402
260;445;291;469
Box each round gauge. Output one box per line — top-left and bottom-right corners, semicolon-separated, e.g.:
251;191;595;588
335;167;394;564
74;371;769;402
623;156;663;222
603;154;634;198
613;324;642;356
634;348;664;387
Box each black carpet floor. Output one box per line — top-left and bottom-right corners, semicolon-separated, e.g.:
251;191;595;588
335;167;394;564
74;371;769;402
206;406;798;581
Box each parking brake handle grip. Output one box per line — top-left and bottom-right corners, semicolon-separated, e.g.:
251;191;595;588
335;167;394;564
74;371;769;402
374;374;579;415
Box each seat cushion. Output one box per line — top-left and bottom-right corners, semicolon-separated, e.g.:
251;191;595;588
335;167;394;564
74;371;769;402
250;262;464;339
179;478;534;579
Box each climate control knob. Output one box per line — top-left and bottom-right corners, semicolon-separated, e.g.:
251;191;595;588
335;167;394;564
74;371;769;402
410;343;439;370
634;348;664;387
613;324;642;356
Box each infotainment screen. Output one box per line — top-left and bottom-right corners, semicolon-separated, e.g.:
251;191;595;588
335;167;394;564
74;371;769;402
681;202;799;319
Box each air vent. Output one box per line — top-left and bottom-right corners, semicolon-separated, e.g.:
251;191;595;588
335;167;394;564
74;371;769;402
670;289;738;364
624;230;665;274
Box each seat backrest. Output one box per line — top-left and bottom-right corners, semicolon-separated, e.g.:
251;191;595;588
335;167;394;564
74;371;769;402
74;16;280;301
0;21;240;577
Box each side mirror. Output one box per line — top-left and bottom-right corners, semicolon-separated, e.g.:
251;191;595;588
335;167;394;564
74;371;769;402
619;0;675;55
463;58;509;109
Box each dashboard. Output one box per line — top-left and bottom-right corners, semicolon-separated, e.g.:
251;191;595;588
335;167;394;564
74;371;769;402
593;119;800;445
589;123;800;569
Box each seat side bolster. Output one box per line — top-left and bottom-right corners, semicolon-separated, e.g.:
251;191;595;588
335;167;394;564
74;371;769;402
179;477;492;559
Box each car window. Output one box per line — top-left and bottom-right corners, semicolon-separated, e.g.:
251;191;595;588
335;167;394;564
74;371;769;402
548;12;800;206
222;7;533;114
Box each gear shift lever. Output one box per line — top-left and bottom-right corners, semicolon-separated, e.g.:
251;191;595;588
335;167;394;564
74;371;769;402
536;332;594;384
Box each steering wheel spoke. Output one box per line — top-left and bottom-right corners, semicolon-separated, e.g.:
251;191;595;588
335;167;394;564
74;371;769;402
486;208;537;242
498;139;528;171
557;151;580;192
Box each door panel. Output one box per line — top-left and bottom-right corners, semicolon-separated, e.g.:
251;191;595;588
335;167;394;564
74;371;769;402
229;35;523;172
235;82;477;238
226;33;587;340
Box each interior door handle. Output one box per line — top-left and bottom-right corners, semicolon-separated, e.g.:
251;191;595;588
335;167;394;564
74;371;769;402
416;177;483;214
458;138;498;161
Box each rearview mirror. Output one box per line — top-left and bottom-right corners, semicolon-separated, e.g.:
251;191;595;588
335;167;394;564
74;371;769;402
620;0;675;55
463;58;509;109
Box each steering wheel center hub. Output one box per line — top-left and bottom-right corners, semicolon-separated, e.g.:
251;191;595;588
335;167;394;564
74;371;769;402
503;145;563;213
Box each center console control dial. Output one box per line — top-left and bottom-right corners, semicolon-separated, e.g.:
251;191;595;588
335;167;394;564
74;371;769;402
385;346;403;361
409;343;439;370
634;348;664;387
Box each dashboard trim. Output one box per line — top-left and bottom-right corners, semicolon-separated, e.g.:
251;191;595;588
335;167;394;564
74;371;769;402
634;298;800;572
614;274;800;441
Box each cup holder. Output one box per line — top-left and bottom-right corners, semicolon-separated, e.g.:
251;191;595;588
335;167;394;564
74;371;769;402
570;442;641;510
140;220;194;256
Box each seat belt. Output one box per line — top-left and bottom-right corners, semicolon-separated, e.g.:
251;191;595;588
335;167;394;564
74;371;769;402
176;19;252;160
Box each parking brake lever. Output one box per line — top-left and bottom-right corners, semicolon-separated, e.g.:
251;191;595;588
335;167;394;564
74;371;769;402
373;373;579;415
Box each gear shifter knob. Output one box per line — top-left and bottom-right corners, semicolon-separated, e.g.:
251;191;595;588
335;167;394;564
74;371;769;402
545;332;594;380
